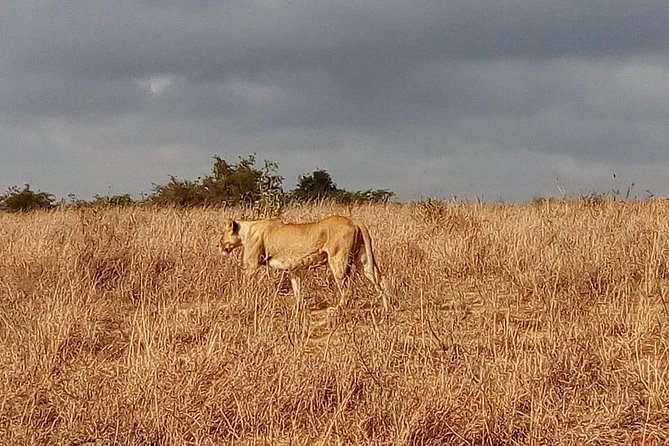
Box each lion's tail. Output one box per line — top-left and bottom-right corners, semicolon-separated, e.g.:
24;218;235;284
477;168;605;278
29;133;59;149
355;221;388;309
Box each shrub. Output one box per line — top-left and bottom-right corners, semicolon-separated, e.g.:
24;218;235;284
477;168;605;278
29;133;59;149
149;177;205;208
148;155;284;208
290;169;394;204
0;184;54;212
291;169;339;202
201;156;284;206
89;194;137;207
334;189;395;204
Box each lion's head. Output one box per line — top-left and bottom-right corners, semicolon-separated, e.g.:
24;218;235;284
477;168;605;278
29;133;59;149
219;218;242;256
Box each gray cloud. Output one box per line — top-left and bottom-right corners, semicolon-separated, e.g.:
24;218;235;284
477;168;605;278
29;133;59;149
1;1;669;201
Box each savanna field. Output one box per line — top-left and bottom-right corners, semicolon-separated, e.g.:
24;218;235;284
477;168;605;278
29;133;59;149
1;199;669;445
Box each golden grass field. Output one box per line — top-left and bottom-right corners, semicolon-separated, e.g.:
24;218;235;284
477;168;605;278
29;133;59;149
1;199;669;445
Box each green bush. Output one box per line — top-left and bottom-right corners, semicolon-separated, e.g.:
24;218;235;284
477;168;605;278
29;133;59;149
334;188;395;204
0;158;394;213
201;156;284;206
291;169;339;202
0;184;54;212
149;177;204;207
148;155;285;208
290;169;394;204
90;194;137;207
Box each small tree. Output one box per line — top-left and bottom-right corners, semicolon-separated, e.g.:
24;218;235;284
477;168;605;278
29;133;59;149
291;169;339;202
255;159;286;217
0;184;54;211
149;177;205;207
148;155;284;208
291;169;394;204
201;155;283;206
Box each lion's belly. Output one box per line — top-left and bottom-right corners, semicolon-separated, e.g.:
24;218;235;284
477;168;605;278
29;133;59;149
268;258;290;269
267;250;327;270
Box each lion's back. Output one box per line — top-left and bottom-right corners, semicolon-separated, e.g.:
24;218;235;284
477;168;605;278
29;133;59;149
261;215;357;255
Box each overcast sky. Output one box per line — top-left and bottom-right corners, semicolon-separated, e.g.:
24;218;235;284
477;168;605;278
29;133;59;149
2;1;669;202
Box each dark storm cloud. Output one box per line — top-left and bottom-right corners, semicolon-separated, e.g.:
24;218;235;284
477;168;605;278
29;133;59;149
1;0;669;200
5;1;669;75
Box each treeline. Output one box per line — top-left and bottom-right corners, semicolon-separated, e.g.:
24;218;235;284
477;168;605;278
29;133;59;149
0;155;394;212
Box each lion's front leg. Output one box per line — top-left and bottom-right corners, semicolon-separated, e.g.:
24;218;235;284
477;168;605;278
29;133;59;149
241;238;264;273
329;263;352;309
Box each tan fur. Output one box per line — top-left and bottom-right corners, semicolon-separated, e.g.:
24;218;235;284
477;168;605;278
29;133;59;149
219;215;387;310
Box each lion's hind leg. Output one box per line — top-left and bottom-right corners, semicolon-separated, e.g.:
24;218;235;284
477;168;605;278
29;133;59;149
328;254;353;310
355;250;388;311
364;264;389;311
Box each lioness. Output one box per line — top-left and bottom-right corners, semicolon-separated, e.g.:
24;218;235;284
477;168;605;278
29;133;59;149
219;215;387;310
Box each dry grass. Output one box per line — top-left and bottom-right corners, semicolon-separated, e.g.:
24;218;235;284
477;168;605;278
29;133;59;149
1;199;669;445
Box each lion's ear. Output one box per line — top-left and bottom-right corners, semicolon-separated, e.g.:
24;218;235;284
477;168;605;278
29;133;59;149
232;220;239;233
